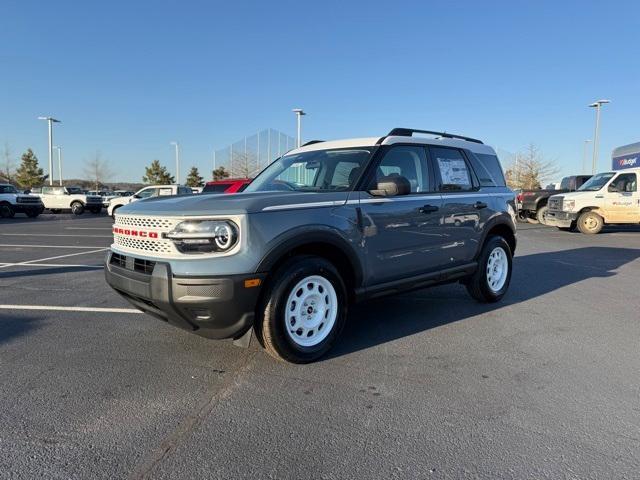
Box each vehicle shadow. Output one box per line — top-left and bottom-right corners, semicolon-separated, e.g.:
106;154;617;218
0;265;103;279
328;247;640;360
0;313;41;344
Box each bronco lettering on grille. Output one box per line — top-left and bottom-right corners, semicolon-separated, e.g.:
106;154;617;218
112;226;159;239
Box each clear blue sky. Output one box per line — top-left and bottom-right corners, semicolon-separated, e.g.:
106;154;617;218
1;0;638;183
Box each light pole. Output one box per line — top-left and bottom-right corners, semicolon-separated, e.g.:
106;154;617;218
582;140;592;174
38;116;61;185
170;141;180;184
54;145;63;186
589;99;610;174
292;108;306;148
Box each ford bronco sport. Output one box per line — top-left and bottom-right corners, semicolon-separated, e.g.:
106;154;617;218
105;128;517;363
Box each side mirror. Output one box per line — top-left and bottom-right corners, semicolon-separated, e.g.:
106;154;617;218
133;194;140;199
369;175;411;197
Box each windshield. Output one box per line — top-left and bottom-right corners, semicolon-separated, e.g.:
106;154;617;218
0;185;18;194
67;187;83;194
245;148;372;193
578;172;615;191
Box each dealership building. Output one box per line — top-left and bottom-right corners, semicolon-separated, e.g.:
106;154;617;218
612;142;640;170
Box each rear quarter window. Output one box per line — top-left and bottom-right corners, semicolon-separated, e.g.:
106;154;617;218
469;153;506;187
203;183;230;193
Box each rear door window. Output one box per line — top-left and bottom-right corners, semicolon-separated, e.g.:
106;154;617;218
430;147;473;191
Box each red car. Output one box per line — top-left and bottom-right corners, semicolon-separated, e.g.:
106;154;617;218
202;178;251;194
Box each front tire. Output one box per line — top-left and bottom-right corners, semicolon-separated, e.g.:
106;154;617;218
0;203;15;218
466;236;513;303
257;256;347;363
71;202;85;215
577;211;603;234
536;205;549;225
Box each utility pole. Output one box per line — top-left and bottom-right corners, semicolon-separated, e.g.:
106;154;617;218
170;141;180;184
54;145;63;186
292;108;306;148
38;116;61;185
589;99;610;174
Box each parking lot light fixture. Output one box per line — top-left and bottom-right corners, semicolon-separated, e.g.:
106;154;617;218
38;116;61;185
589;99;610;174
292;109;306;148
170;141;180;184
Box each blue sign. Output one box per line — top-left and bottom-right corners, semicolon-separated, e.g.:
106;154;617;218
612;153;639;170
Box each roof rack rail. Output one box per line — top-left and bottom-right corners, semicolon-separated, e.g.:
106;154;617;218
301;140;324;147
387;128;484;144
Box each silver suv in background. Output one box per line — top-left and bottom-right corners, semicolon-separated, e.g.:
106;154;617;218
105;128;517;363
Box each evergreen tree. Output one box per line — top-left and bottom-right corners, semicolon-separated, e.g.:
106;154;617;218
212;166;230;181
15;148;46;189
142;160;175;184
185;166;204;187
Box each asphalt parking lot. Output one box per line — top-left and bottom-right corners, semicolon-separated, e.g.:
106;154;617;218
1;214;639;479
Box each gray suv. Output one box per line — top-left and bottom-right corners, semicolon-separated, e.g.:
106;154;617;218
105;128;516;363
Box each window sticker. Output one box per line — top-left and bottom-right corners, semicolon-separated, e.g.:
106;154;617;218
437;158;470;186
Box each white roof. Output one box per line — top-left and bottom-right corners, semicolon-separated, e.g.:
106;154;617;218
289;134;496;156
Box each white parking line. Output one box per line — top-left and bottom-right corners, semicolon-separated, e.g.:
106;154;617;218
0;305;141;314
0;248;109;269
0;233;112;238
0;263;102;268
0;244;109;249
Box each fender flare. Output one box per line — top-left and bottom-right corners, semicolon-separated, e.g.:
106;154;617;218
255;226;364;288
475;214;517;258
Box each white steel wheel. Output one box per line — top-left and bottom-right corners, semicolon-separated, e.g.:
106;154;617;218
486;247;508;293
284;275;338;348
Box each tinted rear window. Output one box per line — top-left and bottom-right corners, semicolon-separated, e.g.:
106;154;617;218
203;183;230;193
469;153;506;187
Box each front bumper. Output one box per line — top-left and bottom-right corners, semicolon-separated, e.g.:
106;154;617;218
104;251;265;340
545;210;577;228
13;203;44;214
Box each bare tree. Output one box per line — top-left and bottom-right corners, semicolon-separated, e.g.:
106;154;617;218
230;151;259;178
84;152;112;191
1;142;15;183
505;144;560;190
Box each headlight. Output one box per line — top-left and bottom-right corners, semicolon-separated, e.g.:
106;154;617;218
166;220;239;254
563;200;575;211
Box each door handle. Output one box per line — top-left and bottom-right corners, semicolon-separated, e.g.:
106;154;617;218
474;201;488;209
419;204;439;213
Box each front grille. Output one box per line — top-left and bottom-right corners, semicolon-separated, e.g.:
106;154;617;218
113;214;180;257
116;216;177;229
16;196;41;204
114;235;174;254
548;196;563;211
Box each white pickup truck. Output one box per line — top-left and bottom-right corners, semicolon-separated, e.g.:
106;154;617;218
107;184;193;217
546;167;640;234
36;186;104;215
0;184;44;218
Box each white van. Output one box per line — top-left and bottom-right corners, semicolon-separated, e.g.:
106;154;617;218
546;167;640;234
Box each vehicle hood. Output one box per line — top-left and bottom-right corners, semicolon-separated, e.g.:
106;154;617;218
118;191;350;216
551;191;596;201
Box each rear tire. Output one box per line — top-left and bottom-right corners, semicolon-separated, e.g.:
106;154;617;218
257;255;347;364
536;205;549;225
0;203;15;218
577;211;603;234
71;202;85;215
466;236;513;303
